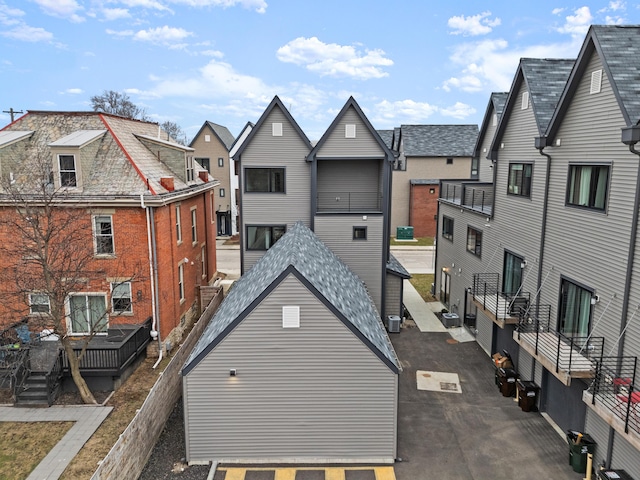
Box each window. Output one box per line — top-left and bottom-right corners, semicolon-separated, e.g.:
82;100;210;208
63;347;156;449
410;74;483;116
201;245;206;279
219;188;225;197
94;215;114;255
218;157;224;167
178;264;185;302
204;134;211;142
559;278;592;336
446;158;453;165
175;204;182;243
508;163;532;197
195;157;210;173
282;306;300;328
246;225;286;250
186;156;195;182
58;154;77;187
471;157;479;178
567;164;609;210
440;270;451;309
345;124;356;138
29;293;50;314
466;227;482;257
245;168;285;193
442;216;454;241
111;282;132;314
353;226;367;240
68;294;107;334
191;208;197;244
503;251;524;295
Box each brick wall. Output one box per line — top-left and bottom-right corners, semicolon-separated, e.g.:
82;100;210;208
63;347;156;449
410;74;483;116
409;183;439;238
90;286;224;480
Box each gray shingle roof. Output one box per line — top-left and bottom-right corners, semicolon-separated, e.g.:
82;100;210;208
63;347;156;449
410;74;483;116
492;92;508;118
386;254;410;279
206;122;235;150
183;222;400;374
400;124;478;157
592;25;640;124
377;129;394;150
521;58;574;134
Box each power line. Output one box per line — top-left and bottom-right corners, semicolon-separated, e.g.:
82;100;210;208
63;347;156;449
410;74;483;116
3;108;24;123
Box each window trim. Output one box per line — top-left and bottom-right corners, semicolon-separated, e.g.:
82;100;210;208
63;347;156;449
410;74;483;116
558;276;594;337
110;281;133;315
219;188;226;197
218;157;224;167
353;226;367;240
442;216;454;241
186;156;195;182
178;263;185;303
67;293;108;335
175;204;182;244
191;207;197;245
466;226;482;257
244;167;286;193
245;225;286;251
566;163;610;212
29;293;50;315
58;153;78;189
507;162;533;198
93;214;115;256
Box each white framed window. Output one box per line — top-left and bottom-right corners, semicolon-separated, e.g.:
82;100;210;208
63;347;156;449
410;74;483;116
191;207;197;244
282;306;300;328
521;91;529;110
178;264;185;302
111;282;132;314
93;215;114;255
345;124;356;138
58;154;77;187
590;69;602;94
219;188;225;197
68;294;108;335
176;204;182;243
201;245;206;279
204;134;211;142
272;122;283;136
29;293;50;314
186;156;195;182
218;157;224;167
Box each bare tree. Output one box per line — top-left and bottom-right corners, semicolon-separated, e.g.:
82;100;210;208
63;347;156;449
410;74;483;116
0;147;139;404
90;90;148;121
161;120;189;145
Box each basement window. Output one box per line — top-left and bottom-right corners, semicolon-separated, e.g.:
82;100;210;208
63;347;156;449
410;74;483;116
282;306;300;328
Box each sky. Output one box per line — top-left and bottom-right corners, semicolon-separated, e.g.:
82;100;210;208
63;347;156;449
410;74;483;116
1;1;640;141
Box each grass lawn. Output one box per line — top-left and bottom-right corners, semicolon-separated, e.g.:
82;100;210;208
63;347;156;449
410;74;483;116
409;273;437;302
390;236;434;246
0;421;73;480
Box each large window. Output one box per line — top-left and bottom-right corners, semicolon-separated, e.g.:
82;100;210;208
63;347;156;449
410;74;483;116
442;216;454;241
559;278;592;336
466;227;482;257
508;163;532;197
58;154;77;187
567;164;609;210
178;264;185;302
29;293;50;314
195;157;210;173
245;168;285;193
246;225;286;250
68;294;107;334
503;251;523;295
94;215;114;255
111;282;132;314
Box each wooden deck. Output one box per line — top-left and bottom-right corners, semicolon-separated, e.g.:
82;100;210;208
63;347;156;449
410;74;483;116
514;331;594;386
583;390;640;450
472;294;520;328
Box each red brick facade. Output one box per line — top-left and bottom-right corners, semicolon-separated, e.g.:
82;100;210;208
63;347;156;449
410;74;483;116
409;183;439;238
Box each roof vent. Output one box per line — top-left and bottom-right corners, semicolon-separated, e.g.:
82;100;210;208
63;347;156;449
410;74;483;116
282;306;300;328
521;92;529;110
160;177;175;191
272;122;283;137
590;69;602;94
346;124;356;138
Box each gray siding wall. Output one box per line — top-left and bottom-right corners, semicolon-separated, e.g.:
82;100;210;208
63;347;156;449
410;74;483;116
478;107;499;183
184;275;397;463
241;106;311;271
584;409;611;470
610;430;640;479
476;311;493;355
316;108;384;158
314;215;384;313
317;159;382;212
385;274;402;318
516;347;534;381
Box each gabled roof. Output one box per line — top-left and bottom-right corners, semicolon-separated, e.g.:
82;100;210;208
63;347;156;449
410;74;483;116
490;58;574;157
472;92;508;158
399;124;478;157
48;130;106;148
386;253;410;279
189;121;235;150
377;130;394;150
546;25;640;140
307;96;394;161
234;96;312;159
183;222;400;375
229;121;254;159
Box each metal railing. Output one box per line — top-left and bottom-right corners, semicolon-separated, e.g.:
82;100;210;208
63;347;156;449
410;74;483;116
440;181;494;214
588;356;639;434
316;191;382;213
471;273;530;320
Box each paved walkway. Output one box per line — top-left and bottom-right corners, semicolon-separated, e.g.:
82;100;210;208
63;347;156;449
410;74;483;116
0;405;113;480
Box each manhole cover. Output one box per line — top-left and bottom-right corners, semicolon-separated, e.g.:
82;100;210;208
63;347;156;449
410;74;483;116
440;382;458;391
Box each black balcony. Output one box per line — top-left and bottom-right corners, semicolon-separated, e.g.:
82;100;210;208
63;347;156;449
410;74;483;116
471;273;530;328
316;191;382;213
440;181;494;215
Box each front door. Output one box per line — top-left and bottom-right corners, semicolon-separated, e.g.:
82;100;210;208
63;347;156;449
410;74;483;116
503;251;524;295
440;270;451;309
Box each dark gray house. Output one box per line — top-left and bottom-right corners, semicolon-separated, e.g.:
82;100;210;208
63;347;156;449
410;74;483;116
181;222;400;464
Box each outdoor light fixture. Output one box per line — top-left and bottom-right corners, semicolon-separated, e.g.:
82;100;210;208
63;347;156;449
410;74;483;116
521;261;527;269
229;369;237;377
591;296;600;305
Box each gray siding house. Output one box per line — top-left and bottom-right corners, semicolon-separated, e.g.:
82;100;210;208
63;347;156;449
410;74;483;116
181;222;400;464
435;25;640;477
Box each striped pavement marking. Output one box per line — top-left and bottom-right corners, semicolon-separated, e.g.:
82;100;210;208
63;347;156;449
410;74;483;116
217;466;396;480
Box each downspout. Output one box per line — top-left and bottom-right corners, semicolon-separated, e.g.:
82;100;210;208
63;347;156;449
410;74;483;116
150;205;163;369
202;191;209;284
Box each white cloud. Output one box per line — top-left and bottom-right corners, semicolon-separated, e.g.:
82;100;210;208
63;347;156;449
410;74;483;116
115;0;173;12
61;88;83;94
134;26;193;44
556;6;593;38
602;1;626;12
441;102;477;119
442;75;484;93
605;15;625;24
373;99;439;124
106;29;135;37
169;0;268;14
0;3;24;26
201;49;224;58
448;11;501;36
552;8;566;15
32;0;84;22
0;24;53;42
102;8;131;20
277;37;393;80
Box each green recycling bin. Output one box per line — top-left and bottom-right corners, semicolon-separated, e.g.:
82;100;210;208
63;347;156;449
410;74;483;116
566;431;596;474
396;226;414;240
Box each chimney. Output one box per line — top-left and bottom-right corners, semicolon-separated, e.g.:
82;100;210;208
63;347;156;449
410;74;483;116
160;177;175;191
199;171;209;182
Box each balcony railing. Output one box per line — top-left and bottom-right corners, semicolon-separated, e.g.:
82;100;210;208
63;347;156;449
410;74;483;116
440;181;494;215
585;356;639;437
317;191;382;213
471;273;530;327
514;308;604;386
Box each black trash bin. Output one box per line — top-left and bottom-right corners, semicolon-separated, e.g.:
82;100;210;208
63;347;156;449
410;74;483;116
598;469;634;480
566;431;596;474
497;368;518;397
517;380;540;412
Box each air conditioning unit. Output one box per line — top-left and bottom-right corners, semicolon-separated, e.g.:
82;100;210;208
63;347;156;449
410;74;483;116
387;315;401;333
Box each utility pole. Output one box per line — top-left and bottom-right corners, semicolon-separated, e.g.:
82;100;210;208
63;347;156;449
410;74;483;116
3;108;24;123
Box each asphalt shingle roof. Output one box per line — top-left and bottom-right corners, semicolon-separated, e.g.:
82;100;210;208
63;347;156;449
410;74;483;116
592;25;640;124
492;92;508;118
377;129;394;150
400;124;478;157
183;222;400;374
521;58;575;134
386;254;410;279
206;121;235;150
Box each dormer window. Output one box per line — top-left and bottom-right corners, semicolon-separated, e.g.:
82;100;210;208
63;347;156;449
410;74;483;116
58;154;77;187
186;156;195;182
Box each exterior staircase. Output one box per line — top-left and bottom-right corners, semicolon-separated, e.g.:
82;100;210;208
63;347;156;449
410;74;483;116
14;343;63;408
15;373;57;407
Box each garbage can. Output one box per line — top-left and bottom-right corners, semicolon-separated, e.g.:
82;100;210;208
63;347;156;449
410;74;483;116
566;431;596;474
497;368;518;397
516;380;540;412
598;469;634;480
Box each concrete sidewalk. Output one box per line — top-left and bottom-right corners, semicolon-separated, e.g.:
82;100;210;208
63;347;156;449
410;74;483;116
0;405;112;480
